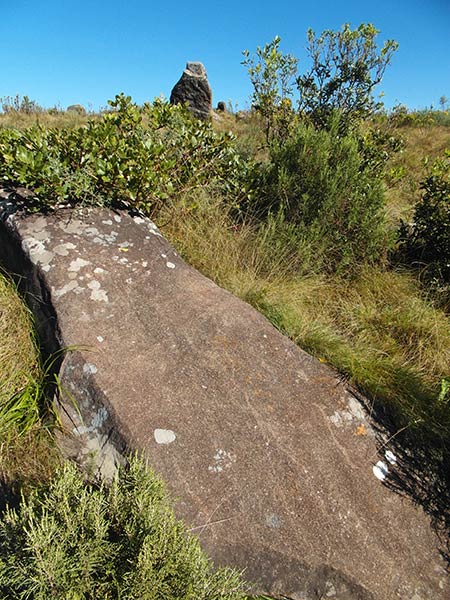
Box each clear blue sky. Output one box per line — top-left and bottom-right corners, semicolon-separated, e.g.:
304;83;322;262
1;0;449;112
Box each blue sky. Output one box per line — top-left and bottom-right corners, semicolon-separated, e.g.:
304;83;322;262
1;0;449;112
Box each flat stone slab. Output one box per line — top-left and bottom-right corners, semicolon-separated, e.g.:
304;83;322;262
0;202;448;599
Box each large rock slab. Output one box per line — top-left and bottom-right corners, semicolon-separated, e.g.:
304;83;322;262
0;201;448;599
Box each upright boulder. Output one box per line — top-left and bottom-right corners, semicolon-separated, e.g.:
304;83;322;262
67;104;86;115
170;62;212;120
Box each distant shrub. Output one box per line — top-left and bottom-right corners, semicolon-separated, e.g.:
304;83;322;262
399;151;450;303
250;118;391;272
388;105;450;128
0;95;45;115
0;456;244;599
0;94;248;217
296;23;398;133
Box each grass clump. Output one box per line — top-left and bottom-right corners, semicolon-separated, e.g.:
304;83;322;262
0;272;61;489
0;455;245;600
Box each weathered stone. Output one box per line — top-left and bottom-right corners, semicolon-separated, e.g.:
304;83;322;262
0;199;448;599
67;104;86;115
170;61;212;120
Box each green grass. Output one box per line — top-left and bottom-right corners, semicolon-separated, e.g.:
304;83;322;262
0;271;61;488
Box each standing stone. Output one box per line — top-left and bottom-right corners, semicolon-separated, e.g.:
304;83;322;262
170;62;212;120
67;104;86;115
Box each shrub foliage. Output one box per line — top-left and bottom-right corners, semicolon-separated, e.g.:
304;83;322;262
0;94;246;217
399;150;450;302
250;118;391;271
0;456;244;599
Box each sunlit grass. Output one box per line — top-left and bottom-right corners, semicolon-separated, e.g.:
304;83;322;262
0;272;60;485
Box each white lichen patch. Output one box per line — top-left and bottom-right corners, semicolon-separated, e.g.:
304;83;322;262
208;449;236;474
329;396;374;436
87;279;102;291
53;280;79;299
90;288;109;303
373;460;389;481
85;227;100;236
385;450;397;465
83;363;98;375
133;216;146;225
147;223;162;237
59;219;86;235
91;407;108;429
96;336;104;343
22;237;54;268
265;513;282;529
94;267;105;274
53;242;76;256
114;215;122;223
166;261;175;269
102;219;113;225
68;257;90;272
154;429;176;445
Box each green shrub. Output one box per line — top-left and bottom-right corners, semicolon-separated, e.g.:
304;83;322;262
0;456;244;599
399;150;450;302
0;94;247;218
296;24;398;132
242;24;398;138
241;36;298;144
251;119;390;272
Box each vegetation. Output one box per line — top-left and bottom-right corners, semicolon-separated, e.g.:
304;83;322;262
0;456;244;600
0;272;61;491
0;94;246;217
398;151;450;302
242;23;398;139
0;21;449;596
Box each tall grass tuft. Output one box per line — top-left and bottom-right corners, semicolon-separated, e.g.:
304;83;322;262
0;272;61;487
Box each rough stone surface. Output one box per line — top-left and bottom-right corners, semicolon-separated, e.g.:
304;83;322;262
0;199;448;599
67;104;86;115
170;61;212;120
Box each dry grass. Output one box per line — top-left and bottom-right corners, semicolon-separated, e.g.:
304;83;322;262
0;110;91;130
0;272;40;402
384;124;450;224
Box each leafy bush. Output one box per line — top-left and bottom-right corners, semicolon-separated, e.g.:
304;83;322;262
296;24;398;132
399;151;450;302
251;118;390;272
0;456;244;599
0;95;45;115
0;94;247;217
241;37;298;144
242;24;398;138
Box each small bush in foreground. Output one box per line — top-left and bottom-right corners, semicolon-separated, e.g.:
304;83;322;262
0;456;244;600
